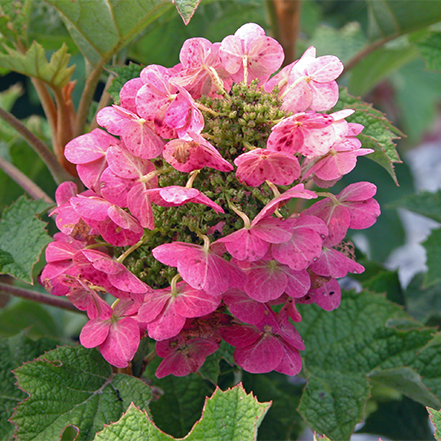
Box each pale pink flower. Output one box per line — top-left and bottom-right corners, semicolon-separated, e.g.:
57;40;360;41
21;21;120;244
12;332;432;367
219;23;284;84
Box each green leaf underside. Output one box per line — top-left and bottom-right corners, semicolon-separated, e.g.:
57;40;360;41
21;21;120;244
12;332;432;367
107;63;144;105
428;407;441;441
0;333;58;441
296;290;441;440
423;228;441;288
0;196;51;283
0;42;74;89
173;0;201;25
392;189;441;223
416;32;441;71
333;88;402;185
45;0;173;65
11;345;152;441
366;0;441;41
94;384;271;441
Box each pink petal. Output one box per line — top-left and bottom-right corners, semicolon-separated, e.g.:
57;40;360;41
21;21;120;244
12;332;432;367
80;318;110;348
222;288;266;325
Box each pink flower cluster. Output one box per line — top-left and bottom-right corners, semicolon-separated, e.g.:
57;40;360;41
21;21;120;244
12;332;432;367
41;23;379;377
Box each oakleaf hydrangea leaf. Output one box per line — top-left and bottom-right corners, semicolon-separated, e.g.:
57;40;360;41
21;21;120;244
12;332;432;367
366;0;441;41
173;0;201;25
0;42;74;89
94;384;270;441
428;407;441;441
415;32;441;71
422;228;441;288
390;189;441;223
0;0;31;47
45;0;172;65
11;345;152;441
296;290;441;440
0;333;58;441
333;88;402;185
107;63;144;104
0;196;51;283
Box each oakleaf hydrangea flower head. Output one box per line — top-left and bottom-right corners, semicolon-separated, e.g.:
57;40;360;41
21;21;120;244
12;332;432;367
41;23;380;377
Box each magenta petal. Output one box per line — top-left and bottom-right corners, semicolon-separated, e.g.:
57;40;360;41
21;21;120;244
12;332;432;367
309;277;341;311
174;285;221;317
283;267;311;298
100;168;133;207
99;317;140;368
138;289;170;322
220;323;261;348
98;218;143;247
147;301;186;341
55;182;78;206
251;217;294;244
80;318;110;348
120;78;143;113
234;334;284;373
223;288;266;324
309;247;365;278
275;342;302;376
217;229;269;262
127;184;155;230
108;271;148;294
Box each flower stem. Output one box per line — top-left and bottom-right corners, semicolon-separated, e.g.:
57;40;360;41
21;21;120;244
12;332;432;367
0;156;54;204
0;282;80;312
0;107;73;184
74;60;106;138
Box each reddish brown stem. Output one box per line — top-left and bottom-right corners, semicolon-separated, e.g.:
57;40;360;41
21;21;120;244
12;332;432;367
0;282;80;313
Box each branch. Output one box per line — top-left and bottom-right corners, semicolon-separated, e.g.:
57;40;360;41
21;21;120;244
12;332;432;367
0;106;73;184
267;0;302;65
344;36;395;72
0;282;80;313
73;60;106;138
0;156;54;204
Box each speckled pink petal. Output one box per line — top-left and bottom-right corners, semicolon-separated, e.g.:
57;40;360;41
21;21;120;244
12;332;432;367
98;218;143;247
71;195;110;221
127;183;155;230
65;129;117;164
77;158;108;194
121;119;164;159
100;168;134;207
147;301;186;341
309;80;339;111
308;277;341;311
308;55;344;82
275;342;302;376
283;267;311;298
99;317;140;368
174;285;221;317
120;78;143;113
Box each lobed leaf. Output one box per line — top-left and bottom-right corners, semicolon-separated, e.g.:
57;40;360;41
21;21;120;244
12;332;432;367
428;407;441;441
296;289;441;440
0;41;74;89
94;384;270;441
11;345;152;441
173;0;201;25
333;88;402;184
0;196;51;283
0;333;58;441
45;0;173;66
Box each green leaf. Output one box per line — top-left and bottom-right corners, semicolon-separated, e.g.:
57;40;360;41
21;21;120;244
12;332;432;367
107;63;144;104
348;42;419;96
422;228;441;288
243;372;305;440
45;0;173;66
392;189;441;223
333;88;402;184
366;0;441;41
415;31;441;71
0;0;32;47
198;340;235;385
361;396;434;441
296;290;441;440
0;196;51;283
0;299;61;339
11;345;152;441
173;0;201;25
428;407;441;441
148;371;214;438
405;273;441;322
0;333;58;441
95;384;270;441
0;41;74;89
369;367;441;408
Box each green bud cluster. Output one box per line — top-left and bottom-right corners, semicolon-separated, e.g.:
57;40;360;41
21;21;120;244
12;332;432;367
199;80;287;161
124;82;286;289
